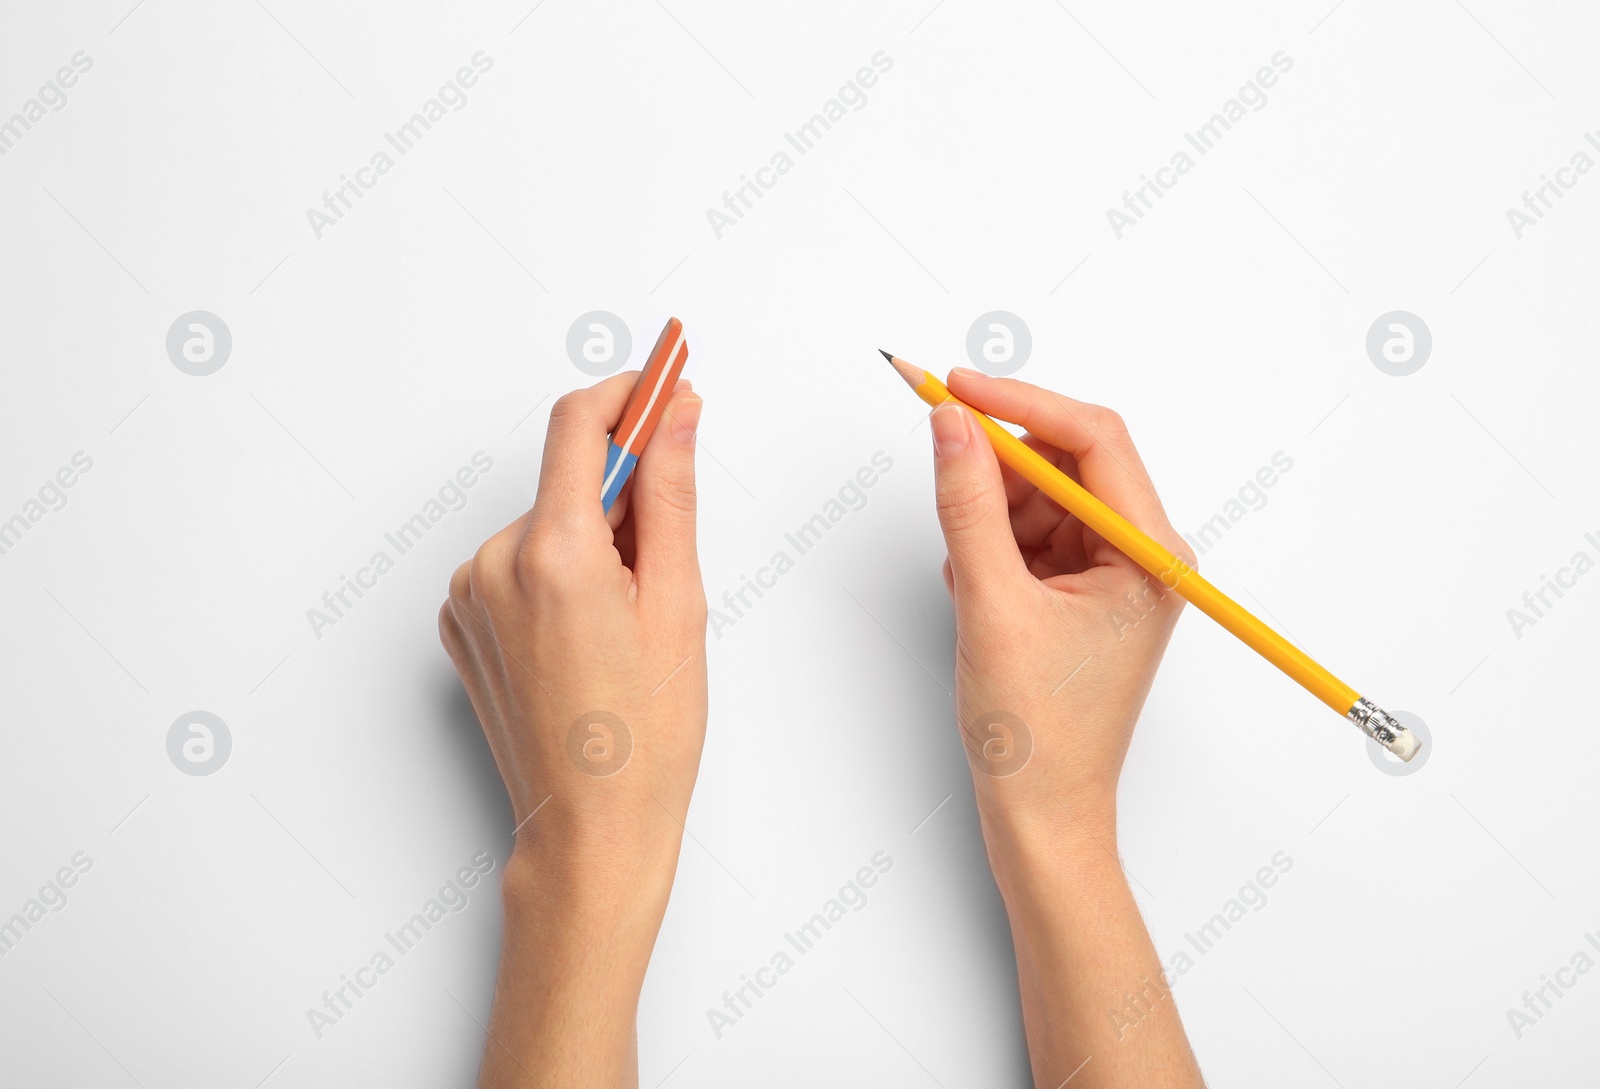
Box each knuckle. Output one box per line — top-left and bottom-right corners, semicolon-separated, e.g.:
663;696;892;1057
936;481;991;535
955;617;1022;670
548;391;594;430
469;545;513;604
447;560;472;602
650;470;697;517
517;527;580;583
1089;403;1128;437
438;601;463;651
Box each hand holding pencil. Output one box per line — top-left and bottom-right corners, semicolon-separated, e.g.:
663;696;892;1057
884;353;1419;764
922;368;1197;811
912;365;1208;1086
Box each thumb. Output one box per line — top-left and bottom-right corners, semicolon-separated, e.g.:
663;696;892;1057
631;390;704;600
930;401;1027;603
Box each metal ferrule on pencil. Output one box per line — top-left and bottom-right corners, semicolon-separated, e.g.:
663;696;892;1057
1346;698;1409;753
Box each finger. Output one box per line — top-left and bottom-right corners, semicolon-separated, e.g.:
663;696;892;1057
1005;437;1080;547
930;401;1030;604
604;379;694;535
947;369;1178;544
1009;486;1078;551
531;371;642;533
629;390;704;602
448;558;473;604
998;433;1080;509
438;599;466;660
441;591;489;710
605;479;631;532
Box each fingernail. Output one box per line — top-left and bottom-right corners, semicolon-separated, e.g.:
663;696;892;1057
671;395;702;443
949;367;985;382
930;402;969;456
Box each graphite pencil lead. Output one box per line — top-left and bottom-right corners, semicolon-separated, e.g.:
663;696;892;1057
878;349;894;363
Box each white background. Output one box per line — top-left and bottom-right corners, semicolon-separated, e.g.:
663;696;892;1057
1;1;1596;1085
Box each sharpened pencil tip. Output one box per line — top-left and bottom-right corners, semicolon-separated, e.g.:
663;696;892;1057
882;351;927;390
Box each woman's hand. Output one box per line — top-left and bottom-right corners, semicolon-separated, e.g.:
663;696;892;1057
928;368;1204;1088
439;372;705;1087
930;368;1194;848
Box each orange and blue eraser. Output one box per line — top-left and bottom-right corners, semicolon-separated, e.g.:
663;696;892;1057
601;317;689;513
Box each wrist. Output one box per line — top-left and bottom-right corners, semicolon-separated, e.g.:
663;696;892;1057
503;832;679;929
506;784;685;893
497;854;669;1010
480;859;665;1084
974;792;1124;907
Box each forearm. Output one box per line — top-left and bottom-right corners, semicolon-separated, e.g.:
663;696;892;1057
476;846;680;1088
983;804;1204;1089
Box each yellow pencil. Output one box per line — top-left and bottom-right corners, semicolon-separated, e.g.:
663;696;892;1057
882;351;1420;761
